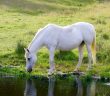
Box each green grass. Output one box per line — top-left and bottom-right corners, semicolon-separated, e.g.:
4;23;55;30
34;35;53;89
0;0;110;77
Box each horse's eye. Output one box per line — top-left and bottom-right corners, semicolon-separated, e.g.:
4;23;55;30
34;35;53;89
28;58;31;61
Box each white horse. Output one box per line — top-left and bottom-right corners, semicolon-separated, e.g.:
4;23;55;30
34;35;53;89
24;22;96;74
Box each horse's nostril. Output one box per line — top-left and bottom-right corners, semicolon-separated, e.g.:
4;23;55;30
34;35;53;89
27;68;32;73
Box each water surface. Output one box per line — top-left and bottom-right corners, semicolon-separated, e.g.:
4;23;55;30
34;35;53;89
0;76;110;96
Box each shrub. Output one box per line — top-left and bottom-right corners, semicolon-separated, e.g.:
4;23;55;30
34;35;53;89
102;33;109;40
15;40;26;55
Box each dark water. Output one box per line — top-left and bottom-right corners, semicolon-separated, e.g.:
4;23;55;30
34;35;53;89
0;76;110;96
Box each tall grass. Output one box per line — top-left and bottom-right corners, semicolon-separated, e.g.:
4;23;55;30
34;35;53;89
15;40;26;55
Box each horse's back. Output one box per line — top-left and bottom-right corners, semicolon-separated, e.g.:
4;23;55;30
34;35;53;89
41;22;95;49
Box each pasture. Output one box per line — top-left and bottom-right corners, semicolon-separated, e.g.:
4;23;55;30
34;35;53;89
0;0;110;77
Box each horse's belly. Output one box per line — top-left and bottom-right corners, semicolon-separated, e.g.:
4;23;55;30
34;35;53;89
57;40;82;51
58;45;77;51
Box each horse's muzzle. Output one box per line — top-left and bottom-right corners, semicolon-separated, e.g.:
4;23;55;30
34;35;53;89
27;68;32;73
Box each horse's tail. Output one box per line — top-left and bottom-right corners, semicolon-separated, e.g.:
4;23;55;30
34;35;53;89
91;33;96;65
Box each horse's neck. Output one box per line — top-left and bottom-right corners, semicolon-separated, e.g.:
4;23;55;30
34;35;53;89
28;35;43;53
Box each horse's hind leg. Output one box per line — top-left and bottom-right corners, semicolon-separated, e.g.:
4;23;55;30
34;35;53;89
86;44;93;70
74;43;84;71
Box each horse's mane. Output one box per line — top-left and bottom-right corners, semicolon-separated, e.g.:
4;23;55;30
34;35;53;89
28;24;51;49
28;27;44;49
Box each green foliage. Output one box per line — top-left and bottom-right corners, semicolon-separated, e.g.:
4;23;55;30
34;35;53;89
102;33;109;40
15;40;26;55
55;51;78;61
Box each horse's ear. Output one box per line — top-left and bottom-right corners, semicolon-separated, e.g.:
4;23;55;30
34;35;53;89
24;48;27;52
27;49;30;53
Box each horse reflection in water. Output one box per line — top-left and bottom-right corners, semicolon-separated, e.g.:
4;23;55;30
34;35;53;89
86;80;96;96
75;76;96;96
24;77;55;96
75;76;83;96
24;79;37;96
48;77;55;96
24;76;96;96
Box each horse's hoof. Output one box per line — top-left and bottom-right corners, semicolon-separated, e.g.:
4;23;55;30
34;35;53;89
48;71;54;76
48;69;56;76
57;71;63;75
74;68;80;72
48;73;52;76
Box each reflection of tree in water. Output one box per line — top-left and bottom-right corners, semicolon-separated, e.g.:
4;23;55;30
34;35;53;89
24;79;36;96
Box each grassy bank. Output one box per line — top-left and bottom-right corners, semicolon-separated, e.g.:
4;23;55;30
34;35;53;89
0;0;110;77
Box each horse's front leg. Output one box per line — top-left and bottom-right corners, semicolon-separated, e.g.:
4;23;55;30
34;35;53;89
48;47;55;75
74;43;84;71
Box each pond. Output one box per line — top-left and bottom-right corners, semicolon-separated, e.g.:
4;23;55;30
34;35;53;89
0;76;110;96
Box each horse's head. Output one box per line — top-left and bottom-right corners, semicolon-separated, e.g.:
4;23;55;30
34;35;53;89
24;48;37;73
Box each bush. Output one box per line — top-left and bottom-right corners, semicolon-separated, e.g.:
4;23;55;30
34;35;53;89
15;40;26;55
